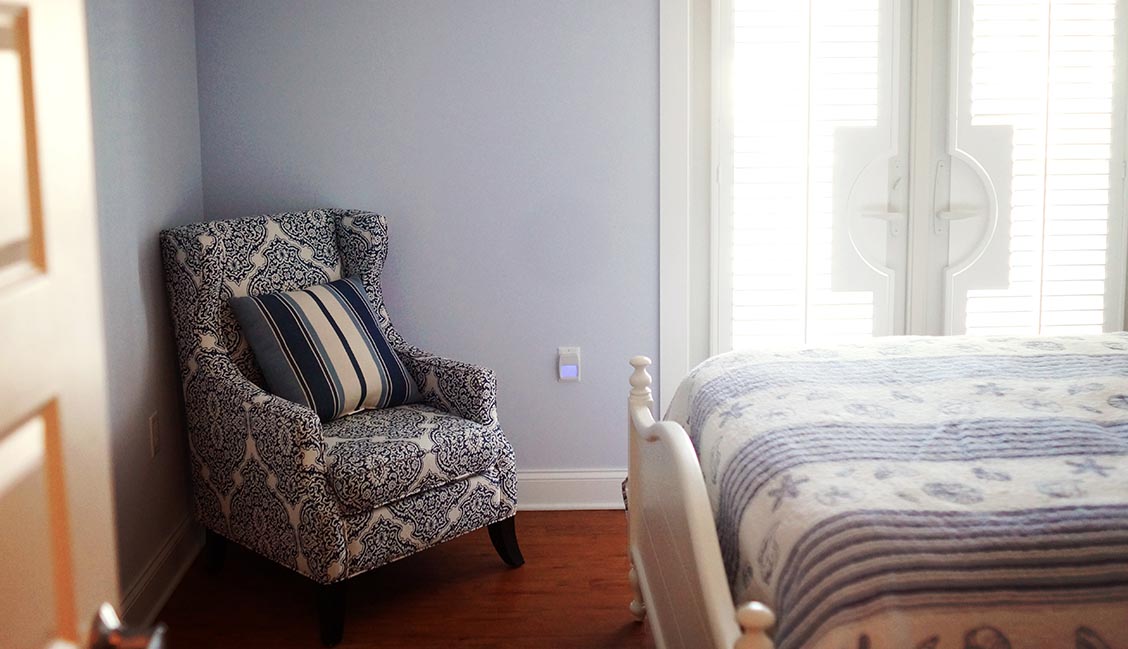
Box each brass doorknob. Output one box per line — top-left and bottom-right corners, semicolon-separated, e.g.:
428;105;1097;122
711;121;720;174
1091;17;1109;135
88;603;167;649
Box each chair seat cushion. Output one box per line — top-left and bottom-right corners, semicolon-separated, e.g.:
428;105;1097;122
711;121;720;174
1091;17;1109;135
321;404;506;512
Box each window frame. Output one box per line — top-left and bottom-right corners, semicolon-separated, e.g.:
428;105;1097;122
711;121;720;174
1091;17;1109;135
665;0;1128;369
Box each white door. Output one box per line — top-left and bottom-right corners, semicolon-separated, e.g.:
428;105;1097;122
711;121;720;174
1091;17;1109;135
936;0;1128;335
716;0;1128;350
1;1;121;648
715;0;913;350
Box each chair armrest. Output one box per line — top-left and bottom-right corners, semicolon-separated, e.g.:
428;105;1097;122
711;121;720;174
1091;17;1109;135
186;349;351;582
191;349;326;476
396;344;499;426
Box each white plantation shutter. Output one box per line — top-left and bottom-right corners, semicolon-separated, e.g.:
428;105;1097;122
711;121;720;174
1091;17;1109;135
720;0;907;350
716;0;1127;350
956;0;1126;335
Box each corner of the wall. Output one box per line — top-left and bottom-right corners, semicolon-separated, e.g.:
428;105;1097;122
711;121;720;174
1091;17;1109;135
120;515;204;626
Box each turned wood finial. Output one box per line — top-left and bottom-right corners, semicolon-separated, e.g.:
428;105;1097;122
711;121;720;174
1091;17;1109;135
628;564;646;620
734;602;775;649
629;356;653;402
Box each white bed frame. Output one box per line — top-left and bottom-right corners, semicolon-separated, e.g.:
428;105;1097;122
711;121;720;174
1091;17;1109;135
626;356;776;649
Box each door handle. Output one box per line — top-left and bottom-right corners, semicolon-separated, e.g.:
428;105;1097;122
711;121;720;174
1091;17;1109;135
88;603;167;649
935;209;980;233
860;210;906;237
932;160;985;233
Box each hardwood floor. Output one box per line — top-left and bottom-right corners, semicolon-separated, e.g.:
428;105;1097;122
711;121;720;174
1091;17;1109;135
157;510;656;648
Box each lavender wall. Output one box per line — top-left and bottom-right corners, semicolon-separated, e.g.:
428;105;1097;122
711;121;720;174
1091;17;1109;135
86;0;203;614
193;0;660;471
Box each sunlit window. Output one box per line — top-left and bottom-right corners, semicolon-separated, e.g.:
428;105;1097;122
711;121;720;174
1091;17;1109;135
718;0;1124;349
964;0;1118;334
729;0;883;349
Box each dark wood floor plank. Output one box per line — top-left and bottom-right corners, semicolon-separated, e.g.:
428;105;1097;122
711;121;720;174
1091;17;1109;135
158;510;656;648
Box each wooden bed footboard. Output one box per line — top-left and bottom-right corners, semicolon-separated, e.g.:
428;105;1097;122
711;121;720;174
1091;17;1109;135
626;356;776;649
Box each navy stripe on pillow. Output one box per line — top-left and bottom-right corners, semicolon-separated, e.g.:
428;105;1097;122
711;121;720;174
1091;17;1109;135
230;277;420;421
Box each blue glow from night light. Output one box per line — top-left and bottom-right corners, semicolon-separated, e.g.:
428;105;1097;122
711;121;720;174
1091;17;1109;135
560;364;579;379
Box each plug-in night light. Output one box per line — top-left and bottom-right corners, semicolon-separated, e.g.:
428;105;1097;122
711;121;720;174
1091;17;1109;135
557;347;581;382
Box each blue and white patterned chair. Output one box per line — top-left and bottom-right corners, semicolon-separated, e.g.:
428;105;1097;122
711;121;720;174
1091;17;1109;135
160;209;522;645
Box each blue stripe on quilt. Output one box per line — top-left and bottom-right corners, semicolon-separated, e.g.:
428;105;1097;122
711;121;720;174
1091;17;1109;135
771;506;1128;649
714;417;1128;582
687;353;1128;444
675;335;1128;649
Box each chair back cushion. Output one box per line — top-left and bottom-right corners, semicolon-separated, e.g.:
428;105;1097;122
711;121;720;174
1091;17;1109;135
230;276;419;421
160;209;404;388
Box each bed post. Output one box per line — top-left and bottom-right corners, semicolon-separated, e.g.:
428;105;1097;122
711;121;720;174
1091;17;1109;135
735;602;776;649
627;355;776;649
627;355;653;622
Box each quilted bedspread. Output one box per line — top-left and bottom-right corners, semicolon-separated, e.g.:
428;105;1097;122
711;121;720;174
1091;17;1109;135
665;334;1128;649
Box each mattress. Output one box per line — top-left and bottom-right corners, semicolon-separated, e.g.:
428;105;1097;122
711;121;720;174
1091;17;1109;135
665;334;1128;649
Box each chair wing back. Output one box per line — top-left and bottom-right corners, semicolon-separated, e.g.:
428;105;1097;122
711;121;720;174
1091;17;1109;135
160;208;399;386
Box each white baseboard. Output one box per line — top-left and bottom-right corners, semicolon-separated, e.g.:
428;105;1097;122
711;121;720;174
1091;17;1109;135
517;469;626;511
121;515;204;625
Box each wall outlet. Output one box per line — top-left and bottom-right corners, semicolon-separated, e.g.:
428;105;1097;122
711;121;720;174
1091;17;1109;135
148;411;160;458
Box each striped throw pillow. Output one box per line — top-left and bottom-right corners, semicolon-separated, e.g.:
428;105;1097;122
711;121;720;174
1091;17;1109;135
229;277;420;421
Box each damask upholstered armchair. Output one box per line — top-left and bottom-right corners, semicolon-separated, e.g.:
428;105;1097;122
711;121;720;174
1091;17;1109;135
159;209;522;645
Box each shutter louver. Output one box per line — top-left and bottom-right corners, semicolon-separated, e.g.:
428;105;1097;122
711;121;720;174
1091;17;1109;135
962;0;1119;335
718;0;1124;349
728;0;887;349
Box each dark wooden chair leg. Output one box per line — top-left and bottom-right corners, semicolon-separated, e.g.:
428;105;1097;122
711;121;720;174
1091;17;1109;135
204;529;226;574
488;516;525;567
316;581;347;647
